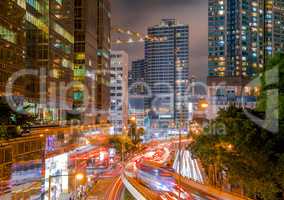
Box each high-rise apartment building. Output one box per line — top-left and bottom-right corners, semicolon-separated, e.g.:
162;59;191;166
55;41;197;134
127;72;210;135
207;0;284;119
264;0;284;56
208;0;284;78
110;51;128;133
145;19;189;127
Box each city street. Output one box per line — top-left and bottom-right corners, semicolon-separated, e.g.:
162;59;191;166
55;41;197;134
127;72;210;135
0;0;283;199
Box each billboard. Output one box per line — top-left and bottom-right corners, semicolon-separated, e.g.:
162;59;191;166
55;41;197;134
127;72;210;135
44;153;69;200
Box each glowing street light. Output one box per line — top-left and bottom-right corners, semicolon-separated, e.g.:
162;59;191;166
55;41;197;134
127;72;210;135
75;173;84;181
200;102;209;109
198;98;209;112
130;116;136;123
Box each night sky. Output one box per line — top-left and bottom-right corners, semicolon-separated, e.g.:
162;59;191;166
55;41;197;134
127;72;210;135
110;0;208;81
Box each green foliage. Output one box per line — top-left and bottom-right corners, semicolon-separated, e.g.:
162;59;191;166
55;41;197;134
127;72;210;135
0;99;36;139
0;124;8;138
109;135;135;153
191;54;284;199
191;105;284;200
257;53;284;124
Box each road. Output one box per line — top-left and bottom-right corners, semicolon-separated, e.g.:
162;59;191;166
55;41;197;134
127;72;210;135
122;140;250;200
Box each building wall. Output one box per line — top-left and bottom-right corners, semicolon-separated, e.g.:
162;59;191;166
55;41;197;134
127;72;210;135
110;51;128;132
145;19;190;126
207;0;283;119
0;0;26;97
96;0;111;122
49;0;74;121
208;0;284;78
131;59;145;83
74;0;98;122
0;0;74;122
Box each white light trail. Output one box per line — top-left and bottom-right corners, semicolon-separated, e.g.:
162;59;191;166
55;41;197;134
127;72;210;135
173;150;204;183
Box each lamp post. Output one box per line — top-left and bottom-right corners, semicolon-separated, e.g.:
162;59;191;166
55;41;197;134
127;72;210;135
129;116;137;143
121;126;127;162
48;173;84;200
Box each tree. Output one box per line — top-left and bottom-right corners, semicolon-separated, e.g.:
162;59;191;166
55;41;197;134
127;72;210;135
257;53;284;132
136;127;145;144
190;54;284;199
109;135;135;152
0;99;36;139
190;106;284;199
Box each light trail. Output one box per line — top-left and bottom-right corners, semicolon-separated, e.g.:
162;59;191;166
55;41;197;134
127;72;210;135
173;150;204;183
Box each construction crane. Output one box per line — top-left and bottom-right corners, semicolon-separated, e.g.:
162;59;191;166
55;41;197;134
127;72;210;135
111;26;167;45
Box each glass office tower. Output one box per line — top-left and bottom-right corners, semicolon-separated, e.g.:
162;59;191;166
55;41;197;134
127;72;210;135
145;19;189;127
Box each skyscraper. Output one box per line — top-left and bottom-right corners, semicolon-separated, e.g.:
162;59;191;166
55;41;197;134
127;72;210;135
131;59;145;83
73;0;111;123
208;0;284;78
74;0;98;122
96;0;111;123
128;59;146;128
2;0;75;122
145;19;189;127
207;0;284;119
110;51;128;133
0;0;26;97
264;0;284;57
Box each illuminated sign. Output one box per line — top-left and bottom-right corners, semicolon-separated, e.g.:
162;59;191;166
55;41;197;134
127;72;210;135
45;154;69;200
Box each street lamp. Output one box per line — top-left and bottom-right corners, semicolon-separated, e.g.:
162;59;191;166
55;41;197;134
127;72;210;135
48;173;85;200
130;116;136;123
75;173;84;181
198;99;209;110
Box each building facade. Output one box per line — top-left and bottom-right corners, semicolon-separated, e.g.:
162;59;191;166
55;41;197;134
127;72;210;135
0;0;112;124
73;0;98;122
128;59;146;128
145;19;190;127
110;51;128;133
0;0;74;122
207;0;284;119
73;0;112;124
208;0;284;78
0;0;26;100
96;0;111;123
130;59;145;84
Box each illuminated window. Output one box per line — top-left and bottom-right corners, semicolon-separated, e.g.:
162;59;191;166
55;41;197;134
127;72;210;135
0;25;16;44
73;91;83;101
26;12;48;33
52;69;59;78
75;53;85;60
53;23;74;43
27;0;43;14
73;65;86;77
62;58;73;68
55;0;63;5
218;10;224;15
17;0;26;9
